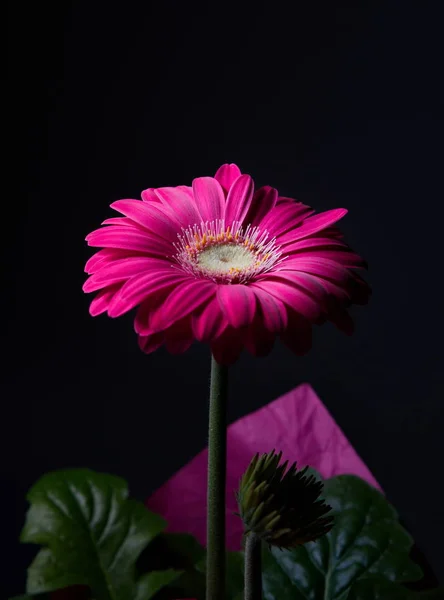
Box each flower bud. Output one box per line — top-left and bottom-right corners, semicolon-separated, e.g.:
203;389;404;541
236;450;334;548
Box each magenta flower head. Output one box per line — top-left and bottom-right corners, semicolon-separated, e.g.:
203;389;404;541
83;164;370;364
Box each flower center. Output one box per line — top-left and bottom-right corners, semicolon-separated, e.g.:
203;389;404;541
173;219;283;284
197;244;256;273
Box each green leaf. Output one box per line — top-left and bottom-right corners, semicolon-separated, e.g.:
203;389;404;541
226;551;245;600
259;475;423;600
139;532;205;569
134;569;183;600
137;532;207;600
20;469;177;600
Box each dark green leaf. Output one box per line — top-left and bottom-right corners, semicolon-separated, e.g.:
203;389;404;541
258;475;423;599
162;569;206;600
161;532;205;565
20;469;176;600
138;532;205;570
323;476;422;587
226;551;244;600
134;569;182;600
142;533;207;600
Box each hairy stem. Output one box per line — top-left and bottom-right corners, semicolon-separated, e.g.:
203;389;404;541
244;533;262;600
206;355;228;600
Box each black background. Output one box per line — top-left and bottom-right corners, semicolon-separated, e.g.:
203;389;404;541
4;1;443;595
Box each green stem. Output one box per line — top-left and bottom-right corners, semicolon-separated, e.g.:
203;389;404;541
206;355;229;600
244;533;262;600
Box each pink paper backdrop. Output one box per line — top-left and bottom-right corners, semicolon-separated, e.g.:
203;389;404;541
147;383;381;551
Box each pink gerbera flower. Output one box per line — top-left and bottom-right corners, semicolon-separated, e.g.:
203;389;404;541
83;164;370;364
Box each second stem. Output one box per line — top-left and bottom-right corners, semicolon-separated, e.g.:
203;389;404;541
244;533;262;600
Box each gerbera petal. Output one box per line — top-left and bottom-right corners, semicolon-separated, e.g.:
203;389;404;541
281;236;348;252
249;285;288;332
135;284;190;335
279;257;351;284
89;285;120;316
214;163;242;194
244;315;275;356
149;279;216;332
276;196;297;205
192;296;228;342
108;270;185;318
244;185;278;227
323;226;344;238
210;326;245;365
266;271;327;303
325;296;355;335
261;203;314;236
177;184;196;197
154;186;202;227
101;217;135;227
86;226;172;256
282;249;366;269
312;278;350;301
252;279;321;321
135;301;154;335
224;175;255;225
164;317;195;354
245;328;275;357
111;199;182;242
280;310;313;355
141;188;163;203
85;248;138;274
275;210;325;239
286;208;348;241
192;177;226;222
83;257;167;293
138;332;164;354
217;284;256;328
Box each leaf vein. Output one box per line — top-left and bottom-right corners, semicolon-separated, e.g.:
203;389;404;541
334;499;373;564
107;512;134;572
62;476;118;600
96;485;114;545
333;537;392;599
274;550;310;600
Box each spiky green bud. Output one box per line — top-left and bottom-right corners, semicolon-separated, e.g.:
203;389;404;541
236;449;334;548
